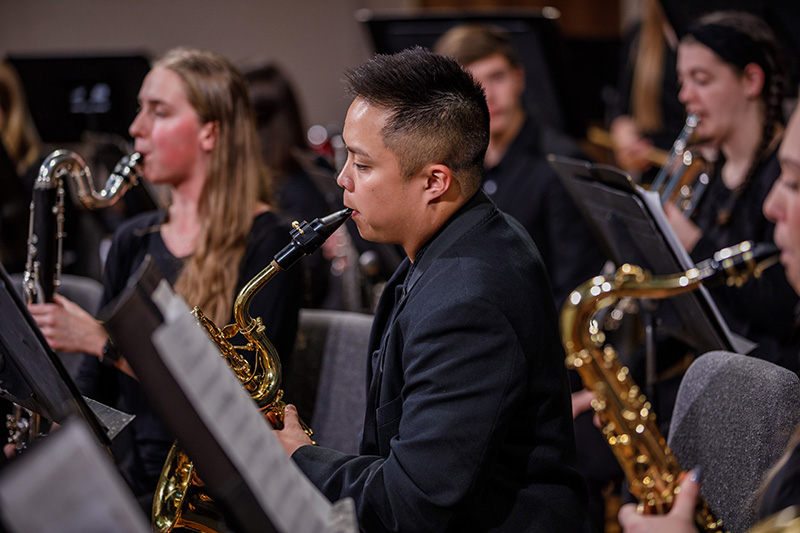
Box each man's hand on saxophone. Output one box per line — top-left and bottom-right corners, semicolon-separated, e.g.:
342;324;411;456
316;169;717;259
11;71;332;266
275;404;314;456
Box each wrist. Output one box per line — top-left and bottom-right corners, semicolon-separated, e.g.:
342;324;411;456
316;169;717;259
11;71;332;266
100;338;121;367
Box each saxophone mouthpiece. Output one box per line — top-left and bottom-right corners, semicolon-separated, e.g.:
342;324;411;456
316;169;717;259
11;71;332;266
274;207;353;269
695;240;779;286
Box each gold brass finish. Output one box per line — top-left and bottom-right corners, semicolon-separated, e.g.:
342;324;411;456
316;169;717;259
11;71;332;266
560;240;778;531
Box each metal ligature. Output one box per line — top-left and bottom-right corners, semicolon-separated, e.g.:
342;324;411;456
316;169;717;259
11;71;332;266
650;113;710;216
9;149;142;451
152;207;353;533
561;240;779;531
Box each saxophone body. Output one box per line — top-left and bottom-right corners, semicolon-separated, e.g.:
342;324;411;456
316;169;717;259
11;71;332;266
561;240;778;531
152;208;352;533
9;149;142;452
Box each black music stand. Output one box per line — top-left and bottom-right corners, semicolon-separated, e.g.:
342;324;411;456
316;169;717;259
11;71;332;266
0;262;130;448
99;257;357;533
5;54;150;144
547;155;751;398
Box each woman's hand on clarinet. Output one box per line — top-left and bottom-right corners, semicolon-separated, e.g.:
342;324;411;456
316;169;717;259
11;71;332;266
617;469;702;533
28;294;106;356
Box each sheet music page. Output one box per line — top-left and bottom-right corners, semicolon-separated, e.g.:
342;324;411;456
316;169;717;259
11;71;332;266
149;279;343;533
635;186;755;354
0;419;150;533
636;186;696;271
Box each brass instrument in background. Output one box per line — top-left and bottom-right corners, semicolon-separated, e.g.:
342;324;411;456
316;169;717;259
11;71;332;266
152;207;353;533
586;125;669;169
587;113;710;216
10;149;142;452
560;240;779;532
650;113;710;216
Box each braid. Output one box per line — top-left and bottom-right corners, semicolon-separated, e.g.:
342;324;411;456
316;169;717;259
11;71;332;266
690;11;787;226
735;18;786;200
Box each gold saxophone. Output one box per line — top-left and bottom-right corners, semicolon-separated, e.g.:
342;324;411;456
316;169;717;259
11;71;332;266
152;207;353;533
560;240;778;531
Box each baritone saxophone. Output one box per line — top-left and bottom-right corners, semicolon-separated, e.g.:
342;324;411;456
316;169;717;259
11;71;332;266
560;240;779;532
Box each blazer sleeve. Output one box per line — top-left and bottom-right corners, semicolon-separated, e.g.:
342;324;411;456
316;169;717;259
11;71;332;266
293;295;531;532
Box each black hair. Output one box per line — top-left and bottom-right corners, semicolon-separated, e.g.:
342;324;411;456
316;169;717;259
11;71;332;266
243;62;307;177
684;11;787;224
343;46;489;195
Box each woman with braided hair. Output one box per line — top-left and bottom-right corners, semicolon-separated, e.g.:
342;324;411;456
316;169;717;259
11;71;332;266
665;10;799;373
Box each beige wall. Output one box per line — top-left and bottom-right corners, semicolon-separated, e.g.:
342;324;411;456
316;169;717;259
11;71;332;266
0;0;413;132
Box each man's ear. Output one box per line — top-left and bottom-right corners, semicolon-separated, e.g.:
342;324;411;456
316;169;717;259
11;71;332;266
742;63;766;99
423;163;453;200
199;120;219;152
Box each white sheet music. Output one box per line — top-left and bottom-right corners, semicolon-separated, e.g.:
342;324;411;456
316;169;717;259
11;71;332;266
636;186;696;270
150;279;354;533
0;419;150;533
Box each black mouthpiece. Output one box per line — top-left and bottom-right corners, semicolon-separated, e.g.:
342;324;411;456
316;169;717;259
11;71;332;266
274;208;353;270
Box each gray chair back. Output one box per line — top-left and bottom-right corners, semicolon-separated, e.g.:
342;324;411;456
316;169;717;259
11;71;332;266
668;350;800;533
286;308;373;454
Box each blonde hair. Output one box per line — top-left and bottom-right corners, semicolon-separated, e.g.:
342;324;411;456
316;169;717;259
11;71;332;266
0;61;40;175
156;48;273;324
631;0;668;133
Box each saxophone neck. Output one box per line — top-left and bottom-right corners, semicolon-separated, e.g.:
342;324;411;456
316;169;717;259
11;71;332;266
233;260;280;330
231;207;353;328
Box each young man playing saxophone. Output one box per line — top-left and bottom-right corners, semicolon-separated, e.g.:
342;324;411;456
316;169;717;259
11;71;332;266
274;47;590;532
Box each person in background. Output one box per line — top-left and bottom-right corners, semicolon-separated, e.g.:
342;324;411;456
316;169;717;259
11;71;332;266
28;47;304;513
608;0;685;181
434;24;621;531
274;47;591;532
433;23;606;310
242;61;337;309
0;60;40;273
666;10;798;374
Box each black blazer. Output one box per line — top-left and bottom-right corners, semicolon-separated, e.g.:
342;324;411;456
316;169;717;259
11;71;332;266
294;192;590;532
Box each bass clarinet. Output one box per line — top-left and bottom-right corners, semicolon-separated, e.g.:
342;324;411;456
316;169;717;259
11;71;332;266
9;149;142;451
